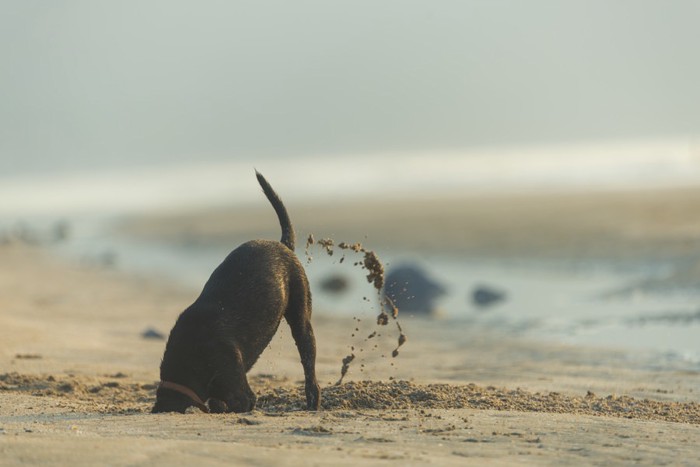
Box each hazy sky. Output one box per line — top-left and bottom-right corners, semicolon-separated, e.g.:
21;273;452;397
2;0;699;175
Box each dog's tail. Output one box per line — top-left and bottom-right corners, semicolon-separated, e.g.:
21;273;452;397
255;170;296;251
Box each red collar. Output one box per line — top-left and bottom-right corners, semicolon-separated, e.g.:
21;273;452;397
158;381;210;413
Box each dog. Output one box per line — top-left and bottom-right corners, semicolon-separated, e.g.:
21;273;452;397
152;171;320;413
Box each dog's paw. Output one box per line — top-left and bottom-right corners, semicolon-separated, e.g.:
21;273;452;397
208;398;228;413
226;393;256;413
306;382;321;411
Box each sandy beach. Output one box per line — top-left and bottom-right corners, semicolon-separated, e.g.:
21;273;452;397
2;188;700;465
3;0;700;463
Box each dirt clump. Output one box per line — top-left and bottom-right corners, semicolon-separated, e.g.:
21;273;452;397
362;250;384;291
304;235;406;380
336;354;356;385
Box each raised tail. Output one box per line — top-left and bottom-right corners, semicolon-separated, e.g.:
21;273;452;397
255;170;296;251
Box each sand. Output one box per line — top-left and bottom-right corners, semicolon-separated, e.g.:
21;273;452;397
121;185;700;260
2;187;700;465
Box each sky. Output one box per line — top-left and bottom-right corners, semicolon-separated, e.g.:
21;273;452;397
2;0;700;176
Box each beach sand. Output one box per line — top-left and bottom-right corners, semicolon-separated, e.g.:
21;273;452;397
2;187;700;465
122;185;700;260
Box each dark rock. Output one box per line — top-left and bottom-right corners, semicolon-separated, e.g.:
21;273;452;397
383;264;446;314
236;417;262;425
98;251;118;268
14;354;42;360
141;328;165;340
472;285;507;308
319;274;350;294
51;220;70;242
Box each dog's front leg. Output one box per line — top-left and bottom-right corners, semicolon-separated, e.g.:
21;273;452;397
207;346;256;413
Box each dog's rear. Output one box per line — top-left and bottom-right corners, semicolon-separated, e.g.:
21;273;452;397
153;172;320;414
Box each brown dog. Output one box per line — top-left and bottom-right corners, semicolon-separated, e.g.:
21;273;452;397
152;171;320;413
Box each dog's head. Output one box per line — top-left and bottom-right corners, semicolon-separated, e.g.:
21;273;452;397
151;386;198;414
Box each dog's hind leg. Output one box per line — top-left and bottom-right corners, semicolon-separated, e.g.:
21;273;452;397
284;286;321;410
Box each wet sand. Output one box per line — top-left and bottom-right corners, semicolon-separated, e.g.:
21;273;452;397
122;185;700;260
2;187;700;465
